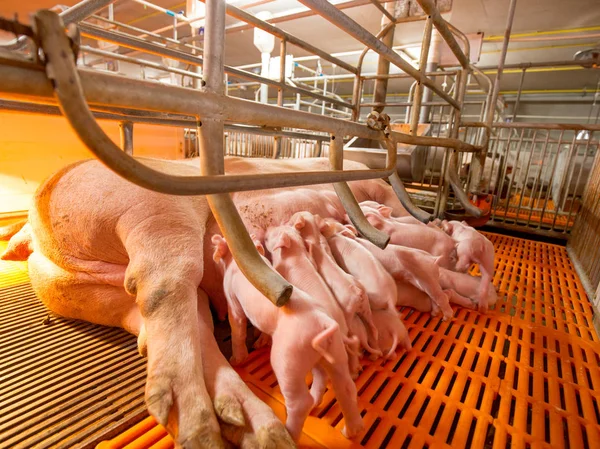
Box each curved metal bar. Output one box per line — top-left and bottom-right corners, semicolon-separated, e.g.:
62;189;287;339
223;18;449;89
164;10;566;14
388;172;432;223
446;154;483;218
331;136;390;249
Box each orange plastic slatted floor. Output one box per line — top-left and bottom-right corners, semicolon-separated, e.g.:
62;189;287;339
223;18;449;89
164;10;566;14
13;233;597;449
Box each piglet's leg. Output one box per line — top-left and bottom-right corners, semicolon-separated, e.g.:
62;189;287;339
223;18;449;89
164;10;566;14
271;341;317;441
310;364;328;408
197;295;295;449
321;337;364;439
411;270;453;320
227;298;249;366
445;289;477;309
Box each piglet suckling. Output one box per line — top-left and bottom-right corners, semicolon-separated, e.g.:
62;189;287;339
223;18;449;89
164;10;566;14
350;231;454;320
370;308;412;360
212;234;363;440
357;206;457;270
264;225;364;438
440;220;495;312
320;218;397;313
288;211;377;341
359;201;421;225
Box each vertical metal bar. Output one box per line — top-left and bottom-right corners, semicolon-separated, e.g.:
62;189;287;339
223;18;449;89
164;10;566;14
564;132;593;232
539;131;573;229
501;128;526;223
472;0;518;192
118;120;134;155
277;39;286;107
526;130;551;227
550;133;580;231
371;0;397;113
514;130;538;222
198;0;291;306
511;69;526;122
410;16;433;136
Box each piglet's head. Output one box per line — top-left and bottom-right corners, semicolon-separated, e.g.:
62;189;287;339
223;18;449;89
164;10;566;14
320;218;358;239
265;225;305;254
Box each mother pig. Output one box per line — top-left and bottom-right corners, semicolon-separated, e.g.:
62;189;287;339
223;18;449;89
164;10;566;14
1;156;410;448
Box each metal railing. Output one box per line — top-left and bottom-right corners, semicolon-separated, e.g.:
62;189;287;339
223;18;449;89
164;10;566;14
0;0;482;304
462;122;600;237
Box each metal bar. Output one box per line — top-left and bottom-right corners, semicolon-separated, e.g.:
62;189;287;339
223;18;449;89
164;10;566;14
410;16;433;136
296;0;460;109
464;121;600;131
362;70;459;81
564;132;595;231
277;39;286;107
550;134;579;230
330;136;390;248
118;121;133;155
225;3;357;75
59;0;115;25
81;45;205;80
79;23;354;110
476;59;593;71
371;0;397;114
511;69;526;122
0;63;481;152
368;0;395;22
500;128;526;223
526;131;552;226
513;129;538;220
199;0;292;307
415;0;470;69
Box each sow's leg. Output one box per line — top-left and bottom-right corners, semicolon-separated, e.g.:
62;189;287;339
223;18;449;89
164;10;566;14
197;294;295;448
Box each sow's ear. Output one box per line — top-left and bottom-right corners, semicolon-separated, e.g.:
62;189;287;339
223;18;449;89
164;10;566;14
211;234;229;263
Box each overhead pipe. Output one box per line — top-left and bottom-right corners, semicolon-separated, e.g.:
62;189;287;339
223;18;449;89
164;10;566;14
60;0;117;25
296;0;461;110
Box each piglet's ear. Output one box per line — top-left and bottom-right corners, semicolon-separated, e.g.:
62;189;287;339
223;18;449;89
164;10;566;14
378;205;393;218
211;235;229;263
271;232;291;251
342;224;358;238
292;214;306;230
364;212;383;228
249;233;265;255
318;218;334;238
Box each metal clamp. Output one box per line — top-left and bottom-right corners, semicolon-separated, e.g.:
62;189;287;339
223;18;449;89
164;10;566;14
366;110;392;137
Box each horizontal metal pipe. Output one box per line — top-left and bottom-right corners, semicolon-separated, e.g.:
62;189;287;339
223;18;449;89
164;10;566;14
0;62;479;152
81;46;205;80
79;23;354;110
463;121;600;131
361;70;459;80
225;4;357;75
415;0;470;69
476;59;589;71
296;0;460;109
59;0;115;25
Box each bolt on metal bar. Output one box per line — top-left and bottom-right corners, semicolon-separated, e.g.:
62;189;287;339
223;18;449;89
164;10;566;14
296;0;460;110
225;3;357;75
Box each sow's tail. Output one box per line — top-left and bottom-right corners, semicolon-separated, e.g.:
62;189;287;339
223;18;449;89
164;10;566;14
0;219;27;240
1;221;33;261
